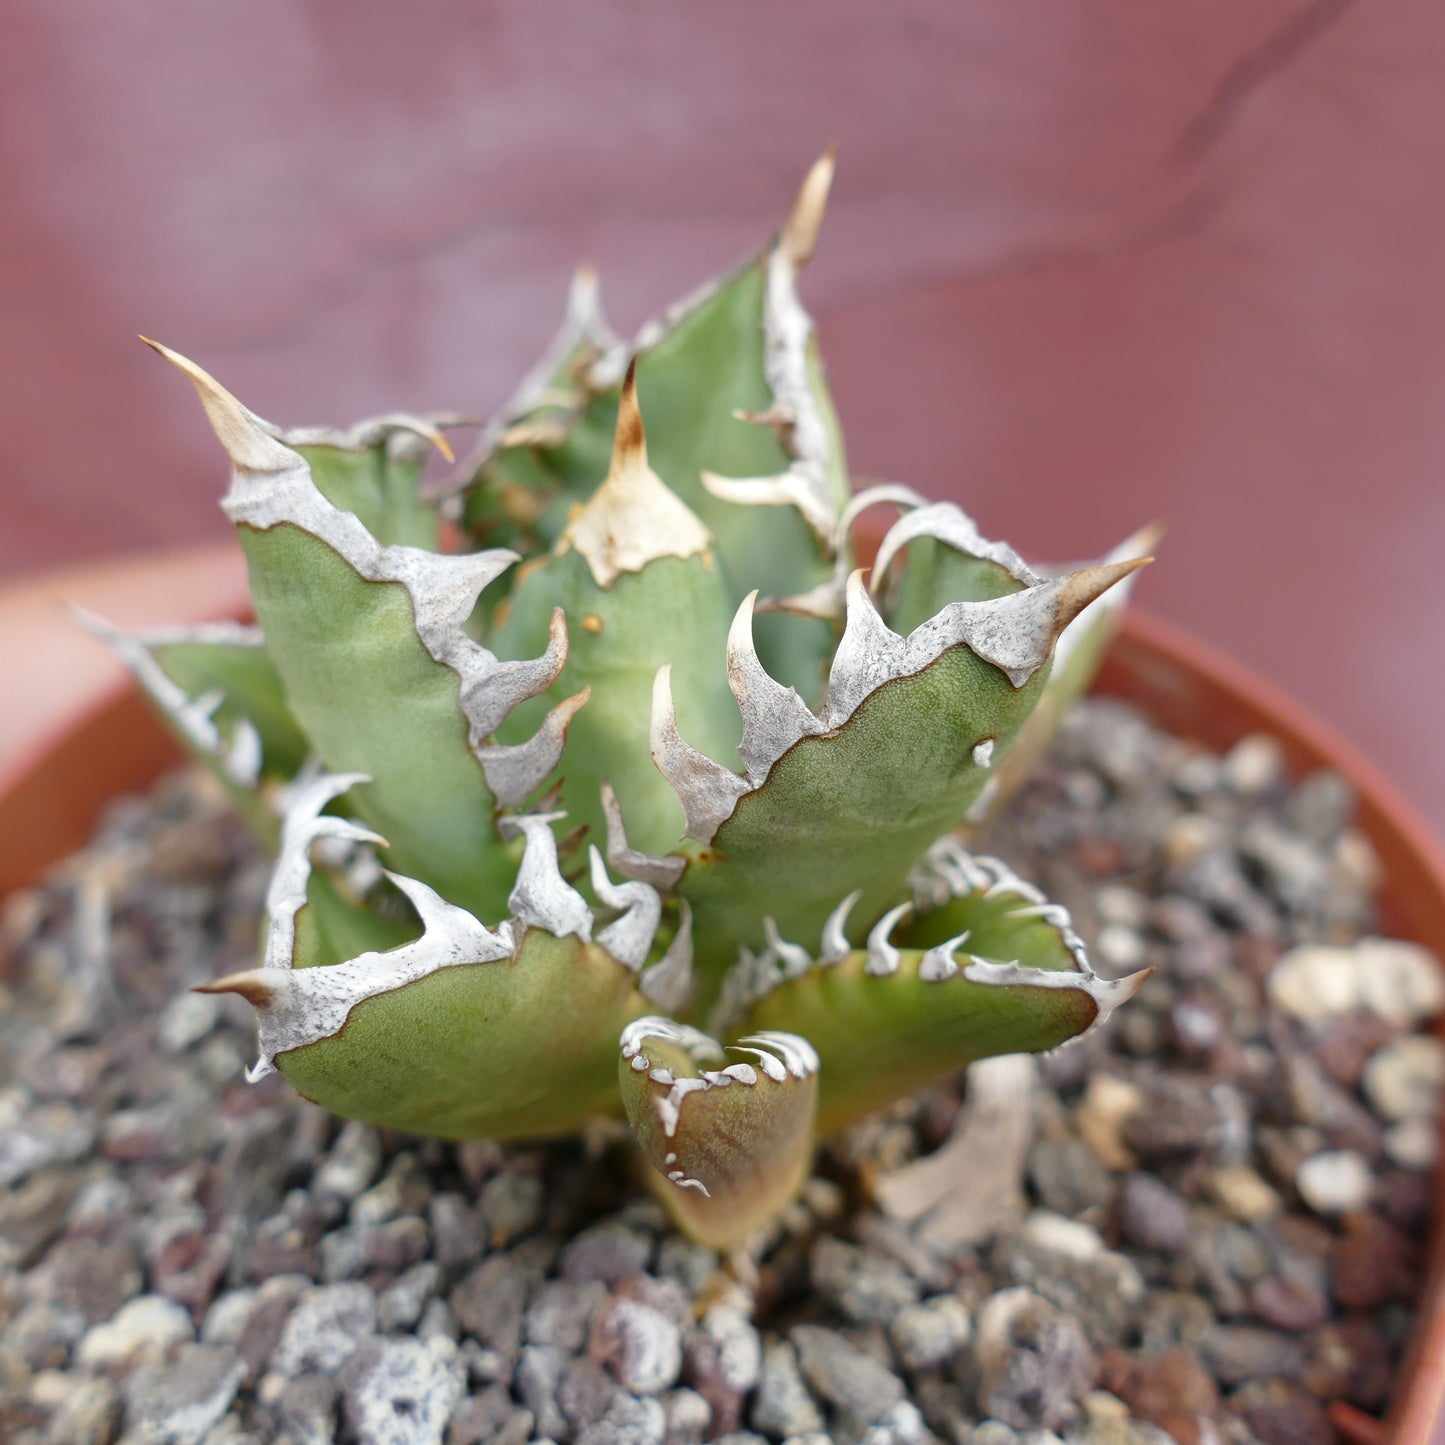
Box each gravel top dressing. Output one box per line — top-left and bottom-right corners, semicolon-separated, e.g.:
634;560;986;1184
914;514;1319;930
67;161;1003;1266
1;698;1439;1445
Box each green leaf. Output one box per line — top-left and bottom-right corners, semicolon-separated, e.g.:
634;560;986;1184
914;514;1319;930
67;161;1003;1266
619;1018;818;1248
737;850;1147;1132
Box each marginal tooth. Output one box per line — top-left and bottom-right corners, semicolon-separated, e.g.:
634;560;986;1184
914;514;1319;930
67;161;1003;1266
640;901;695;1013
819;889;862;965
871;501;1043;595
919;931;972;983
762;918;813;980
466;607;569;737
228;719;264;788
972;738;996;769
599;781;686;889
265;772;379;970
402;549;518;645
729;1046;788;1082
649;666;750;844
589;846;662;971
502;813;593;942
699;469;836;543
963;961;1154;1038
203;870;511;1079
865;902;913;977
779;147;836;270
736;1031;820;1079
271;412;458;463
76;609;262;789
823;571;905;726
478;688;590;807
833;483;928;556
619;1013;723;1069
754;573;846;623
726;591;827;779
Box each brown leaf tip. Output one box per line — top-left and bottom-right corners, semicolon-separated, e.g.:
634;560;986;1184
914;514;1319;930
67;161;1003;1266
193;973;274;1008
613;358;647;466
781;148;837;270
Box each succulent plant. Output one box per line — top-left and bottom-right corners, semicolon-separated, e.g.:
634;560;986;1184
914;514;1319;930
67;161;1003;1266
100;155;1154;1249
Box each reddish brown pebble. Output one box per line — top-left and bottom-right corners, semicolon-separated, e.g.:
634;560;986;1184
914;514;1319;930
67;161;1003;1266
1249;1276;1328;1333
1332;1211;1417;1312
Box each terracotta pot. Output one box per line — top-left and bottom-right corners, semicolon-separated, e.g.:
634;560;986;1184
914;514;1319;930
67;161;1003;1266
1;600;1441;1440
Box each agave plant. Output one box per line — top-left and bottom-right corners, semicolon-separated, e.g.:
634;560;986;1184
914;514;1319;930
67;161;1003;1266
98;155;1153;1249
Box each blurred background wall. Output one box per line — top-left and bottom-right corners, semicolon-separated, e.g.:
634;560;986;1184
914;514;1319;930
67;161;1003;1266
3;1;1444;826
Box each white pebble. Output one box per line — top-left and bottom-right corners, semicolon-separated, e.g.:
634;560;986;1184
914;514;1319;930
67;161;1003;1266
1097;924;1147;971
1296;1150;1373;1215
1354;938;1445;1026
1267;946;1359;1022
1223;734;1285;794
156;989;222;1053
1364;1035;1445;1122
77;1294;193;1367
1384;1117;1438;1170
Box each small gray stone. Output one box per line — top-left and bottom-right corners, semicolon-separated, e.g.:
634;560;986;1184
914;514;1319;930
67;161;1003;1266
451;1256;529;1357
560;1223;652;1287
701;1306;761;1394
558;1354;620;1434
890;1295;972;1372
427;1195;485;1281
752;1340;825;1438
1114;1175;1190;1254
516;1344;570;1442
791;1325;904;1426
861;1400;928;1445
156;991;222;1053
575;1393;666;1445
43;1373;118;1445
525;1280;607;1351
591;1295;682;1396
661;1387;711;1445
312;1123;382;1205
274;1373;338;1445
655;1239;718;1297
810;1238;921;1326
442;1383;514;1445
377;1263;440;1333
271;1283;377;1378
974;1289;1095;1433
1026;1139;1114;1219
339;1335;463;1445
478;1172;545;1248
1201;1325;1305;1387
122;1343;245;1445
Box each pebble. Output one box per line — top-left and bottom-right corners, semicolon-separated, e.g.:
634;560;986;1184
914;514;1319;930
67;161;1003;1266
338;1335;463;1445
1266;945;1360;1021
1295;1151;1373;1216
973;1289;1096;1432
1222;735;1284;795
1230;1377;1333;1445
888;1294;972;1371
377;1262;440;1333
121;1343;245;1445
450;1256;528;1357
1074;1077;1141;1172
42;1373;119;1445
809;1237;920;1326
589;1296;682;1395
76;1293;194;1368
791;1325;904;1425
270;1282;377;1377
1383;1116;1437;1169
155;991;223;1054
1201;1326;1304;1388
1114;1175;1191;1254
1206;1166;1281;1224
1355;938;1445;1024
560;1223;652;1286
1362;1034;1445;1121
1025;1138;1114;1219
752;1341;825;1438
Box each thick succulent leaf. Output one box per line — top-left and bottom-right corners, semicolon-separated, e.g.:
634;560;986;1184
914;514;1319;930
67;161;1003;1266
619;1017;818;1248
198;782;656;1138
491;369;741;855
78;614;302;844
146;340;582;919
458;157;848;699
735;848;1147;1133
